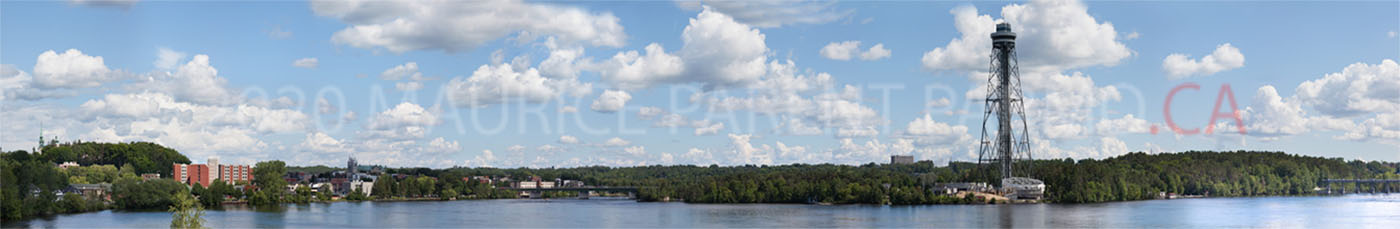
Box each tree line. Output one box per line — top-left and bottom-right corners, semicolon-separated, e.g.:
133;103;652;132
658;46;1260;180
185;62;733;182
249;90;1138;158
5;140;1399;221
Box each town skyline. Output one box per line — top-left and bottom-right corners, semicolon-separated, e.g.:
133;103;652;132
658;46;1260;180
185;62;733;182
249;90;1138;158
2;0;1398;168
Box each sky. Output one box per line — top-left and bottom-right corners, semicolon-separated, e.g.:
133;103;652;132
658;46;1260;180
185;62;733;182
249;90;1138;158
1;0;1397;168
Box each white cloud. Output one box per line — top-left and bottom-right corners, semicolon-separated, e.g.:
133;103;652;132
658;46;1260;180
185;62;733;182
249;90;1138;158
1163;43;1245;79
538;42;593;79
692;120;725;136
311;0;626;53
1241;85;1309;137
900;114;974;151
154;47;187;70
1389;30;1397;38
598;43;685;90
637;106;666;119
131;54;239;105
603;137;630;147
822;41;891;61
622;146;647;157
300;132;351;154
1294;59;1399;117
33;49;118;89
444;64;591;107
819;41;860;61
1095;114;1151;136
292;57;320;69
364;102;440;139
677;0;851;28
0;65;40;101
316;98;336;114
379;62;421;80
922;0;1132;72
559;135;580;144
79;92;309;134
590;90;631;113
860;44;891;61
560;106;578;113
654;114;689;127
599;7;767;90
926;98;952;108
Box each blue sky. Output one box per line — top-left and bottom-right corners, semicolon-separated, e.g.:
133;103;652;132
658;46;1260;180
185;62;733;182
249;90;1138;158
1;0;1397;167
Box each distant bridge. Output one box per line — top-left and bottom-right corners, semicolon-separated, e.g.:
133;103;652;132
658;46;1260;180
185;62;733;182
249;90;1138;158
1320;179;1400;194
501;186;640;199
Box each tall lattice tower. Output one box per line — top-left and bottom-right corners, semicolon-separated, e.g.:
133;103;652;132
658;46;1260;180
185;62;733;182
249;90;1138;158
977;23;1034;182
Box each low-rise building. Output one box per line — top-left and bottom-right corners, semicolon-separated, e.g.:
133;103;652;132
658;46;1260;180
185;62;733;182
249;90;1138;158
349;179;373;196
933;182;993;195
140;173;161;181
891;155;915;164
174;158;253;187
58;161;80;169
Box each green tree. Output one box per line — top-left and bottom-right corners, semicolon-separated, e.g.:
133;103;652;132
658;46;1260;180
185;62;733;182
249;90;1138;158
251;161;288;206
169;191;206;229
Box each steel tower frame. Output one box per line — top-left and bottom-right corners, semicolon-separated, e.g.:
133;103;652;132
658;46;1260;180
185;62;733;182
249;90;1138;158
976;23;1034;182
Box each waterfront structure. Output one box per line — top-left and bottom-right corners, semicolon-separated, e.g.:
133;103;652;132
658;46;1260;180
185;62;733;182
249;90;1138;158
933;182;993;195
890;155;914;165
173;158;253;187
1001;177;1045;200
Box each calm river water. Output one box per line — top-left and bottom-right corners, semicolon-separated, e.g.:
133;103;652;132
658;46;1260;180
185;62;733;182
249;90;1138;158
6;195;1399;228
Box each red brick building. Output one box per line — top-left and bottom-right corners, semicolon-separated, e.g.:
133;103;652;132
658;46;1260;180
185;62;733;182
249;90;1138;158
174;161;254;187
173;164;210;187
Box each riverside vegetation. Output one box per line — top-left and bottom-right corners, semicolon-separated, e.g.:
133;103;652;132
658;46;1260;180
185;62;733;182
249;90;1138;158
3;141;1397;221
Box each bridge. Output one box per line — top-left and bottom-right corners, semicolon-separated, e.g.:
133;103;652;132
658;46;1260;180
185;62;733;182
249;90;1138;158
1320;179;1400;194
501;186;641;199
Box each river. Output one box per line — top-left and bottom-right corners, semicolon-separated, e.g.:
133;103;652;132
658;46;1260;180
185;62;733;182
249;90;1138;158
6;195;1399;228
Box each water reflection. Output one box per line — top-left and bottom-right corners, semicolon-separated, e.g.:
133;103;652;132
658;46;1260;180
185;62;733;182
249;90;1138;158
4;195;1399;228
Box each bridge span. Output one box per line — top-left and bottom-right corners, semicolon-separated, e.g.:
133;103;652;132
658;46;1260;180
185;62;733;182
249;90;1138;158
1320;179;1400;194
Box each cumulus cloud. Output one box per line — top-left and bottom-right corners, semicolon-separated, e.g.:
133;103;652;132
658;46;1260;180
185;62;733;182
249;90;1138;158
899;114;974;152
598;43;685;90
154;47;187;70
33;49;119;89
590;90;631;113
692;119;725;136
820;41;891;61
676;0;851;28
1294;59;1399;117
129;54;240;105
598;7;767;90
603;137;630;147
379;62;422;80
1095;114;1151;136
364;102;440;139
311;0;626;53
444;64;591;107
1163;43;1245;79
1241;86;1309;137
292;57;320;69
922;0;1132;72
559;135;580;144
